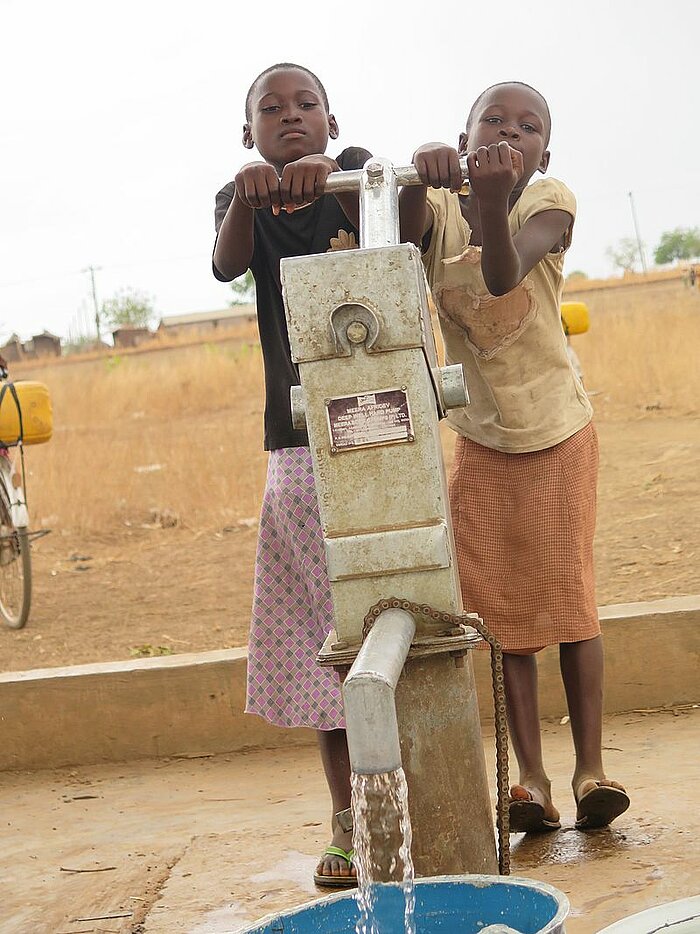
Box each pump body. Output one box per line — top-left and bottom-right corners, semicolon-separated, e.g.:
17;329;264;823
280;160;498;877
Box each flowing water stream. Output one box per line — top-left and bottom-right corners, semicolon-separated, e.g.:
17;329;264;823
351;767;416;934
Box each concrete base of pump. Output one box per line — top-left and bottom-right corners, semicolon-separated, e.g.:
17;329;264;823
396;651;499;877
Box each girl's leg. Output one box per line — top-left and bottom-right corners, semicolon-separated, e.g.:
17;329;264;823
315;728;356;879
504;651;560;830
559;636;629;826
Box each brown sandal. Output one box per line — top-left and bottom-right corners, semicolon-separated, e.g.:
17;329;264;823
575;781;630;830
509;786;561;833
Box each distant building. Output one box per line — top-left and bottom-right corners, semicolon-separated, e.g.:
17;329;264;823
112;326;155;349
158;305;256;338
27;331;62;358
1;330;61;361
0;335;24;363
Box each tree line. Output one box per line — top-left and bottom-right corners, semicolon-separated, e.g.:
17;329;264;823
605;226;700;276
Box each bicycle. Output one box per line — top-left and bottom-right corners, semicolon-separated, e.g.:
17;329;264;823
0;360;51;629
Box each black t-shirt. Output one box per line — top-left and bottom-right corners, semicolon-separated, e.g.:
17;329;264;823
213;147;371;451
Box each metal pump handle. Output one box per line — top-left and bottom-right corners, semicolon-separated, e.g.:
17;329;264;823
323;156;470;251
322;156;470;194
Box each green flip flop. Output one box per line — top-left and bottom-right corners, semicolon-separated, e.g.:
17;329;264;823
314;846;357;888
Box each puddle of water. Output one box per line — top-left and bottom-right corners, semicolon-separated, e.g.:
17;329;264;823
351;767;415;934
511;823;656;868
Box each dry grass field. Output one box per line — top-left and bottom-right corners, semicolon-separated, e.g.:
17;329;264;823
575;299;700;414
23;326;267;533
0;290;698;672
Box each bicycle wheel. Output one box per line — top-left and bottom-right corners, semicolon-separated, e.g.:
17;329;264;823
0;481;32;629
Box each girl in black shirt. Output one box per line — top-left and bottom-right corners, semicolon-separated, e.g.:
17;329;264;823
213;62;370;887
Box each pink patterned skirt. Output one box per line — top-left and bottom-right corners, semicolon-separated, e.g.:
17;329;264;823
246;447;345;730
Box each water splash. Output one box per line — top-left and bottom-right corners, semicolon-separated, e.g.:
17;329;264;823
351;767;415;934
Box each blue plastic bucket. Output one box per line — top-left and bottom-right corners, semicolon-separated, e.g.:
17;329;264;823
239;874;569;933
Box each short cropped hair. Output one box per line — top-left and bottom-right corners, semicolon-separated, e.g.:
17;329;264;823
466;82;551;145
245;63;329;122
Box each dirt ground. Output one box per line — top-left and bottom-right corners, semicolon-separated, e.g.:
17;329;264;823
0;413;698;672
1;709;698;934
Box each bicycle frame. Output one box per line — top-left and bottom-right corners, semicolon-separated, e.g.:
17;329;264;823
0;448;29;530
0;366;45;628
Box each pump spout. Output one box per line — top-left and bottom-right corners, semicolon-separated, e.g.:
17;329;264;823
342;608;416;775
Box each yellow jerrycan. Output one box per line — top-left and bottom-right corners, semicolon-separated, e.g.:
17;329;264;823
561;301;590;336
0;381;53;446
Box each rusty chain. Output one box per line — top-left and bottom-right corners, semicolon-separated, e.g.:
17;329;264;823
362;597;511;875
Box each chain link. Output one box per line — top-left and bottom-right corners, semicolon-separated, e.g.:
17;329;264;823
363;597;511;875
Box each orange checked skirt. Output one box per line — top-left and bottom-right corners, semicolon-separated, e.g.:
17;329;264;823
449;422;600;652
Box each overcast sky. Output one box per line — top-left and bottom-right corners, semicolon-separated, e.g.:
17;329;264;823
1;0;697;342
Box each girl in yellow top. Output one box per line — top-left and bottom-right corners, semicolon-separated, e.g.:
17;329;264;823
401;81;629;832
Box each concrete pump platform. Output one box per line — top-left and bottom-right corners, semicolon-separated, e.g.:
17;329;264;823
1;708;699;934
1;595;698;932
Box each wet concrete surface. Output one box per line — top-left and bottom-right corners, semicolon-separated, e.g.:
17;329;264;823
0;709;698;933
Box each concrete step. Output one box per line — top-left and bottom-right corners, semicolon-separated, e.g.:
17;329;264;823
1;595;698;771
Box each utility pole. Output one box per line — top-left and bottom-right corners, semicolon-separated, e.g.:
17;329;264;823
83;265;102;341
628;191;648;274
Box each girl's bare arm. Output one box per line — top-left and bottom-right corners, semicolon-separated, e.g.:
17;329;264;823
468;143;571;295
214;156;364;280
213;192;256;281
213;161;280;281
479;205;572;296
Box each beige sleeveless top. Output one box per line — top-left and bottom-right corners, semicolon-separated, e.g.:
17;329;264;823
423;178;592;453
